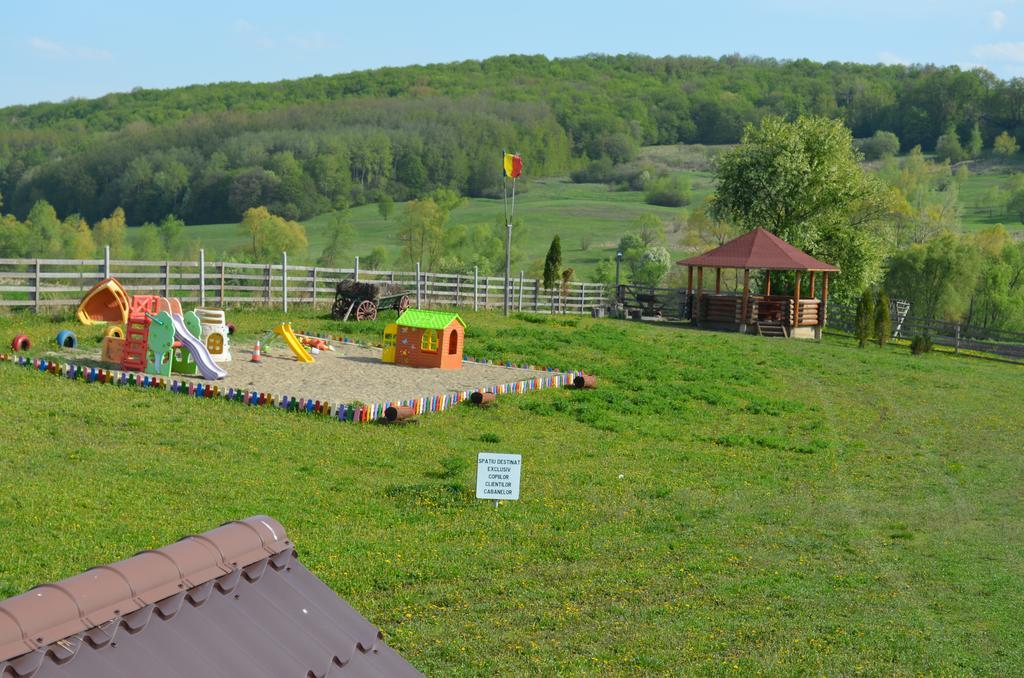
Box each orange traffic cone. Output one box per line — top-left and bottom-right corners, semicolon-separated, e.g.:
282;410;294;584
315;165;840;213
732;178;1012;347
251;340;262;363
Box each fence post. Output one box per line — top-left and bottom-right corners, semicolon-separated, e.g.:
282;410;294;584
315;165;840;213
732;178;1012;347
955;324;961;354
199;249;206;307
282;251;288;313
33;259;41;313
311;267;318;308
164;261;171;298
266;264;272;306
354;255;360;282
474;266;479;312
518;271;524;312
416;261;422;308
534;279;539;312
580;284;586;314
219;261;226;307
103;246;111;279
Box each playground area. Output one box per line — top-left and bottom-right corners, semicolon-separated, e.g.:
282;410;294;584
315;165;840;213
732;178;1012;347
46;339;558;406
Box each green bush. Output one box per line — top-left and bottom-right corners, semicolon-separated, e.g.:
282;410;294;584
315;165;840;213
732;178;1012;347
910;334;933;355
875;290;891;347
855;288;875;348
644;174;691;207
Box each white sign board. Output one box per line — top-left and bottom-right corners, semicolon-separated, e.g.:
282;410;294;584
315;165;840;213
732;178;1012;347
476;453;522;501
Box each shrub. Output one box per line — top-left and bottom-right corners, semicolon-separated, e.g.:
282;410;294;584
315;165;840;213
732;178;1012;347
855;288;875;348
874;290;891;347
910;334;933;355
644;174;691;207
860;130;900;160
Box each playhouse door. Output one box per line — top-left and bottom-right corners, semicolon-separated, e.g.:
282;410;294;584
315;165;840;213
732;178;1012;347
382;327;397;363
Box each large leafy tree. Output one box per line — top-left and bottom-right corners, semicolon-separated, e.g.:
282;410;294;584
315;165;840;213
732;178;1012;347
238;206;308;262
711;115;892;301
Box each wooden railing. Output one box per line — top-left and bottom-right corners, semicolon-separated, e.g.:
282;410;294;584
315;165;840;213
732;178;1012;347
697;294;822;326
0;249;605;315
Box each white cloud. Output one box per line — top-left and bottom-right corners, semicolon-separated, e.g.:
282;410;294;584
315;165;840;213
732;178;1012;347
232;18;255;33
288;32;332;51
878;51;908;66
29;37;111;60
973;41;1024;62
991;9;1008;30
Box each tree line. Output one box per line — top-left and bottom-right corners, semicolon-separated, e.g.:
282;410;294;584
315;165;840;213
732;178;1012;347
6;54;1024;224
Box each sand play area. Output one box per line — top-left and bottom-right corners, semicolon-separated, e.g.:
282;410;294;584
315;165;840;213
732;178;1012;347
50;340;560;405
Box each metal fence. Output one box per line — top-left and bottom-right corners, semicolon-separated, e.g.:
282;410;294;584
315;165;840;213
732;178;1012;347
0;248;606;315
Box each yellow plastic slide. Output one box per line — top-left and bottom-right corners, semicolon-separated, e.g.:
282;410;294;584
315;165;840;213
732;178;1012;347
272;322;314;363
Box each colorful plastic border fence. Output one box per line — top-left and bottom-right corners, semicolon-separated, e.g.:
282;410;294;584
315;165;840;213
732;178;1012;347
0;338;583;424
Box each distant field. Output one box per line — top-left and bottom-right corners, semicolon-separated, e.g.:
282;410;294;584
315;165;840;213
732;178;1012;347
127;145;1024;276
144;177;715;277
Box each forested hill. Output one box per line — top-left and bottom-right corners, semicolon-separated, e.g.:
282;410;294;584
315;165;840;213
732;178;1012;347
2;53;1021;225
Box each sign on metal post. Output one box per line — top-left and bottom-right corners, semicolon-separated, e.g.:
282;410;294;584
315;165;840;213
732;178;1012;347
476;452;521;505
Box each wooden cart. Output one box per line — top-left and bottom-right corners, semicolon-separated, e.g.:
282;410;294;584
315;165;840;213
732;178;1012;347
331;280;411;321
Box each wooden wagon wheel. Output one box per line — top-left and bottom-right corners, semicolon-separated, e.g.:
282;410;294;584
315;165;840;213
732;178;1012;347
355;299;378;321
331;298;348;319
397;295;411;313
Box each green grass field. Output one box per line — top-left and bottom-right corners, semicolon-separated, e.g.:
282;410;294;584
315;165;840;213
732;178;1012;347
136;144;1024;281
1;309;1022;674
154;177;713;278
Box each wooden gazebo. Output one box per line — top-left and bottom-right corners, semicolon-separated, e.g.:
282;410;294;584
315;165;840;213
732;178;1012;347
677;228;839;339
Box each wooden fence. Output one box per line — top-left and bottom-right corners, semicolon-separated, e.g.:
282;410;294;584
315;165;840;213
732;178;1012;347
829;301;1024;362
0;249;606;315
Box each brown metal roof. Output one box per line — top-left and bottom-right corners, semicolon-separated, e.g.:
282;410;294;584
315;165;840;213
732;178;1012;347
677;228;840;272
0;516;420;677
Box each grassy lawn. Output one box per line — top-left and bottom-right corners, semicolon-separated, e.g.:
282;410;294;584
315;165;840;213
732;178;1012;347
132;176;712;278
133;144;1024;280
0;308;1021;674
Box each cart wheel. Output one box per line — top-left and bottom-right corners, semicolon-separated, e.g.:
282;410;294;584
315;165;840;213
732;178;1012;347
331;299;347;319
397;295;411;313
355;300;377;321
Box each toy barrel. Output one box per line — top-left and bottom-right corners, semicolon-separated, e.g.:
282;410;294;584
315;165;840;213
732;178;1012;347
56;330;78;349
105;325;125;339
384;405;415;422
470;391;495;406
573;374;596;389
10;335;31;352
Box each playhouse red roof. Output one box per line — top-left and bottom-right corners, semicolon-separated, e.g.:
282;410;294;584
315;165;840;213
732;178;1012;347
0;516;420;678
677;228;839;272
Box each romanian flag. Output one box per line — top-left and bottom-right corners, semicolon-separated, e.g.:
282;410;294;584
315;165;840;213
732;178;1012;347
502;150;523;178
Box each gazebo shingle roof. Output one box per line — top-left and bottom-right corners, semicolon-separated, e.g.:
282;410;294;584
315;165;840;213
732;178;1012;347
677;228;839;272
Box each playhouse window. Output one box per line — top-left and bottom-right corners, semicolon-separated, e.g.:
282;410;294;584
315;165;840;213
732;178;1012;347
383;332;396;348
448;329;458;354
421;329;439;353
207;334;223;354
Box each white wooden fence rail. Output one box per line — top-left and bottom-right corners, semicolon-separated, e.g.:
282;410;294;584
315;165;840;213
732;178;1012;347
0;248;606;315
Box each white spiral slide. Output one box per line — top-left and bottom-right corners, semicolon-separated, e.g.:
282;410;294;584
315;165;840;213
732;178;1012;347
170;314;227;380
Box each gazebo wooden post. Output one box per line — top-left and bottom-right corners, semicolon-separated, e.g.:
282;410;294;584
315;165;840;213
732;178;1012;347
715;268;721;294
765;270;772;296
694;267;704;326
809;271;816;297
686;266;693;320
739;268;751;333
818;271;830;340
792;270;802;333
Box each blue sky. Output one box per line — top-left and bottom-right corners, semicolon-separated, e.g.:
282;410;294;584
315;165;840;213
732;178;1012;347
2;0;1022;107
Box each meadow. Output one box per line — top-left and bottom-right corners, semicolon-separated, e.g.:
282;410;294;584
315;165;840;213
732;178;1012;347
1;308;1021;674
150;176;715;278
135;144;1024;283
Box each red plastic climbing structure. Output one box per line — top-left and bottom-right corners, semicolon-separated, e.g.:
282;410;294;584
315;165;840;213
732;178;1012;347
121;295;160;373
